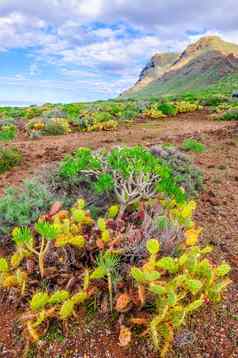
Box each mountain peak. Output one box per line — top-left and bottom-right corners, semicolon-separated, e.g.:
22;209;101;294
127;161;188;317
182;35;238;57
195;35;223;45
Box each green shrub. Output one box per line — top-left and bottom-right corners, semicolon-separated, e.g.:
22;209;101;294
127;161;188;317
62;103;84;119
0;179;55;236
201;95;228;107
180;92;199;103
157;102;177;116
151;145;203;197
93;111;113;123
0;146;22;174
181;139;206;153
219;109;238;121
27;118;71;137
42;118;71;135
0;107;25;119
59;146;186;214
120;109;139;120
0;124;17;141
23;107;43;119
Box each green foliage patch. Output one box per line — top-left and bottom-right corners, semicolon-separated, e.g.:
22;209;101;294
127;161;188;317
181;139;206;153
59;146;186;213
217;109;238;121
157;102;177;116
0;124;17;141
0;179;55;236
0;146;22;174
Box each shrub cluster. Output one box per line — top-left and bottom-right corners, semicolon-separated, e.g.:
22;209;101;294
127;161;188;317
0;124;17;141
0;98;206;140
0;146;22;174
27;117;71;138
175;101;202;113
143;100;203;120
201;95;228;107
144;106;166;120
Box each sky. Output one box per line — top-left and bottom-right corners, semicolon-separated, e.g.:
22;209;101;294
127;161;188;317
0;0;238;105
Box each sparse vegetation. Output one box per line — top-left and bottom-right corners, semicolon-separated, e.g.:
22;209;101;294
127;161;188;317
181;139;206;153
0;97;206;141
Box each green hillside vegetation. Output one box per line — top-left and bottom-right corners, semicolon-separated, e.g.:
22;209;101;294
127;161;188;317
126;72;238;99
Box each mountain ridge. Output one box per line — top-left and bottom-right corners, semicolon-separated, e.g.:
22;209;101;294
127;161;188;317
121;36;238;98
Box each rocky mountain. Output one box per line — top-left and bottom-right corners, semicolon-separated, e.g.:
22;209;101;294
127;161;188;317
125;53;179;96
121;36;238;98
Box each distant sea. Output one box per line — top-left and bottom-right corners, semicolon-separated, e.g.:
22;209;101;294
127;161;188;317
0;100;42;107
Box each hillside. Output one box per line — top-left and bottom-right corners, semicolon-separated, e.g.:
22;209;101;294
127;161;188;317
121;36;238;98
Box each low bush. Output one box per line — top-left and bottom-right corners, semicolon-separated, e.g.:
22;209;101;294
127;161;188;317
217;109;238;121
0;146;22;174
213;103;237;113
27;117;71;137
120;109;140;121
144;107;166;120
62;103;84;119
0;124;17;141
59;146;186;215
175;101;202;113
157;103;177;116
83;119;118;132
201;95;228;107
181;139;206;153
0;179;56;236
23;107;44;120
92;111;113;123
151;145;203;196
42;118;71;135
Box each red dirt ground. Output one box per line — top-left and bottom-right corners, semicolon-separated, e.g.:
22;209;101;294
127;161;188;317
0;111;237;357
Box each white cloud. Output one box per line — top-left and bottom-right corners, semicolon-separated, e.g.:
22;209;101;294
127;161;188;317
0;1;238;101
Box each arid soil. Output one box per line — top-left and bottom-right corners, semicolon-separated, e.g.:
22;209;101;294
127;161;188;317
0;111;237;358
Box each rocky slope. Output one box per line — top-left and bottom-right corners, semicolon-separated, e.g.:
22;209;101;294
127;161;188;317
124;52;179;96
121;36;238;98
